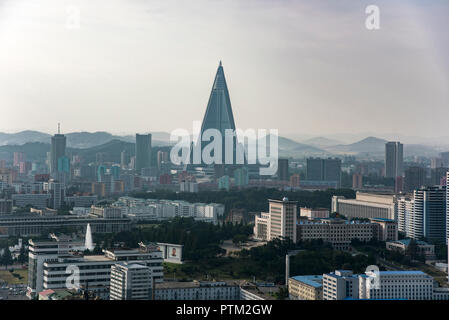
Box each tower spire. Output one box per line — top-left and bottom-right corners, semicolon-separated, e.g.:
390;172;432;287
58;123;60;134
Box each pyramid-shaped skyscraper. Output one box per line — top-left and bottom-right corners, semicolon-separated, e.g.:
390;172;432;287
193;61;240;166
200;61;236;137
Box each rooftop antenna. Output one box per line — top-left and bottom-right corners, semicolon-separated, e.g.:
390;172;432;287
58;123;60;134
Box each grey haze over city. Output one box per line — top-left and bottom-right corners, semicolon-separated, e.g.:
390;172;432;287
0;0;448;145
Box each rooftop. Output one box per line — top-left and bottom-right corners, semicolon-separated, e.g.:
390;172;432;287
290;275;323;288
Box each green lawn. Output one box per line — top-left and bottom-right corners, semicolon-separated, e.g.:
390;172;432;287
0;269;28;285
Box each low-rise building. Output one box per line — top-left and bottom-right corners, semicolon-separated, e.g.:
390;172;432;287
331;192;396;220
359;270;434;300
288;275;323;300
296;218;397;250
300;208;329;219
154;280;240;300
386;239;436;260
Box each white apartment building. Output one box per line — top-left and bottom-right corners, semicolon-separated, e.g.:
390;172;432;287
113;197;224;223
253;198;298;243
323;270;359;300
397;186;446;242
154;281;240;300
332;192;396;220
359;271;434;300
296;218;397;250
323;269;449;300
110;262;153;300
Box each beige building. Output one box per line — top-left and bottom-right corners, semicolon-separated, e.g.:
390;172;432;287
332;192;396;220
288;275;323;300
296;218;397;250
253;198;297;243
300;207;329;219
386;239;435;259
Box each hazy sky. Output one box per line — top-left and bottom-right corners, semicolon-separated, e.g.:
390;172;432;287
0;0;448;139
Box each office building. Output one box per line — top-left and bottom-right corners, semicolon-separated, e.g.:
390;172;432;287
323;270;359;300
404;166;426;192
296;218;397;250
50;127;66;178
398;186;446;242
157;151;169;169
277;158;289;181
65;195;97;208
441;152;449;167
28;238;163;299
447;172;449;245
331;192;396;220
0;214;132;237
13;152;25;167
352;173;363;189
135;133;152;172
290;174;300;188
299;207;329;219
359;271;434;300
155;281;240;300
253;198;297;243
386;239;436;260
385;142;403;178
0;199;13;215
234;166;249;187
120;150;129;169
288;275;323;300
91;206;122;219
430;167;448;186
110;262;153;300
11;193;51;209
48;180;65;210
306;158;341;187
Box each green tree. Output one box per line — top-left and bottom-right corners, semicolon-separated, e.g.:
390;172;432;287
17;246;27;264
1;246;13;270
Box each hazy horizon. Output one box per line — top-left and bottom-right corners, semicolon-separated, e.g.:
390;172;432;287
1;0;448;138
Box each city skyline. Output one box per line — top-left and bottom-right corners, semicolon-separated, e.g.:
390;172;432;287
0;0;448;137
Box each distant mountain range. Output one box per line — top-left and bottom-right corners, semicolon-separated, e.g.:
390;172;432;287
0;131;171;149
0;130;444;161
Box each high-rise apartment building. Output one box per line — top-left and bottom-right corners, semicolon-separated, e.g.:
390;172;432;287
385;141;403;178
50;127;66;178
135;134;152;172
13;152;25;167
398;186;446;242
404;166;426;192
48;180;65;210
446;172;449;244
277;158;289;181
110;262;153;300
253;198;297;243
306;158;341;187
